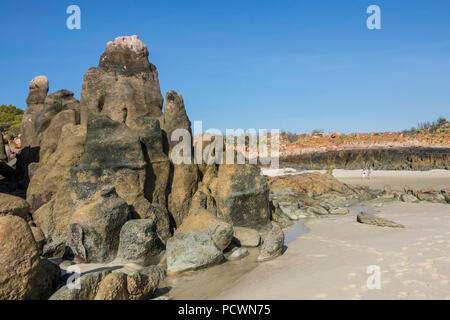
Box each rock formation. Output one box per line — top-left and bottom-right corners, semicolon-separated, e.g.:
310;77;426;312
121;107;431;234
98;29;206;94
0;35;286;300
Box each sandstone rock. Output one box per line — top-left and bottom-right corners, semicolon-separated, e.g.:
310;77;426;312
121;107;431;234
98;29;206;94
278;203;300;220
268;172;360;197
400;193;419;203
166;232;224;273
94;272;129;300
21;76;49;148
49;269;112;300
0;215;59;300
176;208;233;251
306;206;329;215
215;164;270;227
0;193;30;218
30;225;45;252
27;124;85;214
414;187;446;203
257;223;284;262
441;188;450;203
228;247;249;261
357;212;404;228
126;266;165;300
233;226;261;247
70;188;130;263
161;90;191;156
115;219;164;266
33;182;74;245
168;163;199;227
329;207;350;215
403;185;414;195
80;35;163;128
42;238;67;259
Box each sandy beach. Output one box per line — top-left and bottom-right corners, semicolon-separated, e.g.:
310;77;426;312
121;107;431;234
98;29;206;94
214;202;450;300
263;168;450;190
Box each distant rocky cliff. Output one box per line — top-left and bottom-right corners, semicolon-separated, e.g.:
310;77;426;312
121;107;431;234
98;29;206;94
280;147;450;170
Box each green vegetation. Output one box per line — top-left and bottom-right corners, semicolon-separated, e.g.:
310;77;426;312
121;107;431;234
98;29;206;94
0;104;23;135
311;129;323;136
402;116;449;136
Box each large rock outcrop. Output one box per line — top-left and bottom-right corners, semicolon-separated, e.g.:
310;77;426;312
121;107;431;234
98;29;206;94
80;35;163;127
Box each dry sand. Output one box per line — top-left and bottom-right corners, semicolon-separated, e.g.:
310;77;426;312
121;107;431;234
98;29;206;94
214;202;450;300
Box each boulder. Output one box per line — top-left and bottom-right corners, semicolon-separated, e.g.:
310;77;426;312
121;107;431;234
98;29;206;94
414;187;446;203
441;188;450;203
0;215;60;300
357;212;404;228
51;266;165;300
115;219;164;266
233;226;261;247
400;193;419;203
257;223;284;262
0;193;30;218
33;182;74;245
131;200;171;243
69;187;130;263
94;272;129;300
166;232;224;273
126;266;165;300
176;208;233;251
228;247;249;261
49;269;112;300
215;164;271;227
329;207;350;215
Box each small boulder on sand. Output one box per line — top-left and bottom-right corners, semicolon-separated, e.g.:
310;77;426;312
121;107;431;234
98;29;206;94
166;232;224;273
357;212;404;228
233;226;261;247
257;223;285;262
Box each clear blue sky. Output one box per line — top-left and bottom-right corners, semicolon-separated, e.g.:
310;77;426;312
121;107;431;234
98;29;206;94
1;0;449;133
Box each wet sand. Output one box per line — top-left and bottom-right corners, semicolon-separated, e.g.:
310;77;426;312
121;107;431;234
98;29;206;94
163;221;310;300
214;202;450;300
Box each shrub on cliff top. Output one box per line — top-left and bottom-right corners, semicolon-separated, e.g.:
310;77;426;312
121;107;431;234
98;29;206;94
0;104;23;135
